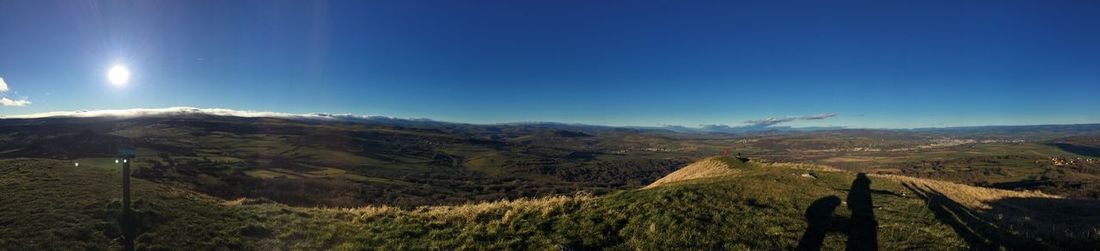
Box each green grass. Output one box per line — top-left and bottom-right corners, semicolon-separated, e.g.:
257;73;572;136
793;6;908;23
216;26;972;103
1;158;263;249
1;157;978;250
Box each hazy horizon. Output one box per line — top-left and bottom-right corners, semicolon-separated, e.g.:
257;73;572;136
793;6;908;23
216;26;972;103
2;106;1098;130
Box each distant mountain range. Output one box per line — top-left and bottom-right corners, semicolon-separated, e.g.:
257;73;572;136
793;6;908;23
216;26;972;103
3;107;1099;135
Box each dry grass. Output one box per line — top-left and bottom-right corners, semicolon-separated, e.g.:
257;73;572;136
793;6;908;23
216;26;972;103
871;174;1058;209
874;173;1099;248
763;162;845;172
644;157;738;188
338;193;596;224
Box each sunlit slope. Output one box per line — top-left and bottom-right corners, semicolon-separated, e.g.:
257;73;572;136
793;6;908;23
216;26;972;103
644;156;742;188
3;157;1096;249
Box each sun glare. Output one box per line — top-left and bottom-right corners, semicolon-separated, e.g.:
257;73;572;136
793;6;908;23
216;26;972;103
108;65;131;86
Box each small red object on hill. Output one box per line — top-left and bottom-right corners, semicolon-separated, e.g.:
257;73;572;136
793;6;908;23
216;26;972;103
722;148;729;156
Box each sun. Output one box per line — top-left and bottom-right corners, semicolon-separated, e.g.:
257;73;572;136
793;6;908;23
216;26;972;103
108;65;131;86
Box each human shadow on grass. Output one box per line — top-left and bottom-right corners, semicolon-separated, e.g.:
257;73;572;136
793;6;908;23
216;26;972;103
903;183;1100;250
846;173;877;251
903;183;1003;250
797;173;878;251
796;196;842;250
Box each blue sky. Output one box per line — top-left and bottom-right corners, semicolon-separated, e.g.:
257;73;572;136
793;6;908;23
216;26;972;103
1;0;1098;128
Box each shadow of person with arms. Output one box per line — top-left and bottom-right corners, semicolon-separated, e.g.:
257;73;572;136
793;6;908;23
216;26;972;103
797;173;879;251
796;196;842;250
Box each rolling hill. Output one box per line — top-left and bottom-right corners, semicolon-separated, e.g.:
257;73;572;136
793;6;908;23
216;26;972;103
0;113;700;207
3;111;1099;209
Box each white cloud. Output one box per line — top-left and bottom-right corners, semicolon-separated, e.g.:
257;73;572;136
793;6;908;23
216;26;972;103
743;113;838;127
0;76;31;106
0;97;31;107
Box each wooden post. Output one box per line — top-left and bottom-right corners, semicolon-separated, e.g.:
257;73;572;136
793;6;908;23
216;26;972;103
122;158;131;213
118;148;136;251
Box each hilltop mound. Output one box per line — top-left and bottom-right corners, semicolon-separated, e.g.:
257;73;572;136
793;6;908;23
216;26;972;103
644;156;746;188
645;156;835;188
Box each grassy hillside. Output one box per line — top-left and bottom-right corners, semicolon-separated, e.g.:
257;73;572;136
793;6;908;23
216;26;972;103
5;157;1095;249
